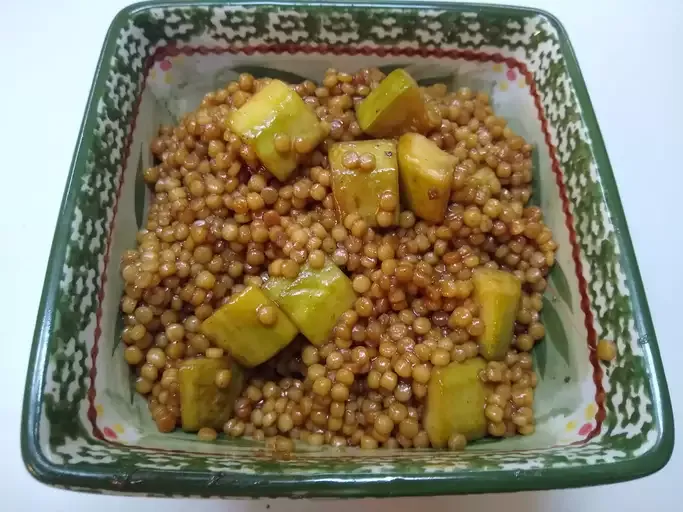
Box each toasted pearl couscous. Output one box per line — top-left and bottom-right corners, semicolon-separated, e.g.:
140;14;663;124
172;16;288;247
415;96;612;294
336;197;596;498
119;67;558;452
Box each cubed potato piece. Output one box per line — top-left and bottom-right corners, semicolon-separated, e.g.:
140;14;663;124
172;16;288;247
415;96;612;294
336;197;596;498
425;357;490;446
263;260;356;346
397;133;456;222
200;285;298;367
229;79;323;181
356;69;431;137
179;357;245;432
329;139;400;227
472;268;522;361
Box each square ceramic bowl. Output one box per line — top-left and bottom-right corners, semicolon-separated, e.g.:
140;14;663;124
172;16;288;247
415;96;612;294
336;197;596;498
22;0;673;498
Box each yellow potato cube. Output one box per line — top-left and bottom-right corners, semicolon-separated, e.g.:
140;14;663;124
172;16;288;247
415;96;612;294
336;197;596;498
472;268;522;361
329;139;400;227
397;133;456;222
200;285;298;367
262;260;356;346
355;69;431;137
178;357;244;432
425;357;490;446
229;79;323;181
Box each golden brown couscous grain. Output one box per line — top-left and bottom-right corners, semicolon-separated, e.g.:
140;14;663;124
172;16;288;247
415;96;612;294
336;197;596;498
197;427;218;441
597;339;617;362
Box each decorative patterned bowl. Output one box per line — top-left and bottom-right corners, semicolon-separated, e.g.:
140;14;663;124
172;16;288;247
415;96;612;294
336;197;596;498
22;0;673;498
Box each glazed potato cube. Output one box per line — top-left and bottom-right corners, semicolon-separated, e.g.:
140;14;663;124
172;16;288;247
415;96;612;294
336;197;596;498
397;133;456;222
472;268;522;361
179;357;245;432
329;139;400;227
355;69;430;137
263;260;356;346
425;357;490;446
229;79;323;181
200;285;298;367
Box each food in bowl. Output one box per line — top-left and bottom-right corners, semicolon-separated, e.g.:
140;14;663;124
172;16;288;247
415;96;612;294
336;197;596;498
118;67;555;452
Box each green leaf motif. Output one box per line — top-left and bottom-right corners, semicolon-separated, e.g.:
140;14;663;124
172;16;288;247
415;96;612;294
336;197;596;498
532;333;548;380
377;63;410;75
470;436;504;446
112;304;125;357
231;65;309;84
128;371;137;406
159;98;179;124
417;75;452;87
541;297;572;368
549;264;573;311
535;407;573;423
134;149;146;229
529;143;542;208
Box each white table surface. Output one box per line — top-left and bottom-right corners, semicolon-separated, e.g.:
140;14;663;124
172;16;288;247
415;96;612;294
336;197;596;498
1;0;681;509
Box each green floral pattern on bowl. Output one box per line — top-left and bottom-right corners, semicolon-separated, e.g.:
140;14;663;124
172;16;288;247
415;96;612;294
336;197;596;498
21;0;673;498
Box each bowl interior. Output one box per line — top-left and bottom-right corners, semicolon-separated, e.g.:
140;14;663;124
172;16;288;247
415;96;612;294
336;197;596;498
101;52;597;454
25;1;670;497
